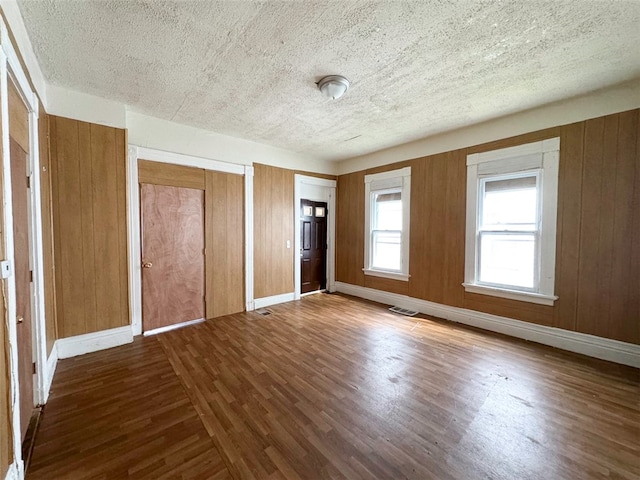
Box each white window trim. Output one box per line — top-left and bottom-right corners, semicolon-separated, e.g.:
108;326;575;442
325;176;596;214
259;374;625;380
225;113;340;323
464;138;560;306
364;166;411;281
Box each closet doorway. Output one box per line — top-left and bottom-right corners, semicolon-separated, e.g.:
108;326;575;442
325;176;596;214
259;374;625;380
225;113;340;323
140;183;205;333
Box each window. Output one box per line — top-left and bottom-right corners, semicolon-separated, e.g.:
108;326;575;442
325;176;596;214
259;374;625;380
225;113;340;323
464;138;560;305
364;167;411;280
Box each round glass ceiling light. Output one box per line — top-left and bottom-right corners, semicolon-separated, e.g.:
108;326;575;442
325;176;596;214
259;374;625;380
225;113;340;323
318;75;350;99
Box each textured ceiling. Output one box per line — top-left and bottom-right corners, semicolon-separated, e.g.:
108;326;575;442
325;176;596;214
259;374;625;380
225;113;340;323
16;0;640;161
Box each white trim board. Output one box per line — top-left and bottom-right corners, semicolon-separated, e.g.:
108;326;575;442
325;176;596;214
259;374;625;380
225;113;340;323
254;292;295;309
56;326;134;359
335;282;640;368
3;462;20;480
294;175;337;300
42;345;58;404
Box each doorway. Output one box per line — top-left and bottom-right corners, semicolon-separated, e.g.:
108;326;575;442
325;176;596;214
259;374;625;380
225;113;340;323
293;175;336;300
300;199;328;294
140;183;205;333
10;136;34;441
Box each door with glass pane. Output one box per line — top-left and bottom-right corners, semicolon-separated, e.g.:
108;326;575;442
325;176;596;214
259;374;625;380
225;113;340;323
300;200;327;293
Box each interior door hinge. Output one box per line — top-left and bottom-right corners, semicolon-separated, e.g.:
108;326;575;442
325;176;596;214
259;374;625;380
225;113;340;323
30;270;33;283
32;362;36;374
27;175;31;189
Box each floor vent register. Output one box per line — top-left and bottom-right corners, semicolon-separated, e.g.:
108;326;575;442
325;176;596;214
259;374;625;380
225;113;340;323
389;306;419;317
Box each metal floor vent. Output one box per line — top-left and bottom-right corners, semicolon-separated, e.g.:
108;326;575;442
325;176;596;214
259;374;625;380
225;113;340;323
256;308;272;316
389;306;419;317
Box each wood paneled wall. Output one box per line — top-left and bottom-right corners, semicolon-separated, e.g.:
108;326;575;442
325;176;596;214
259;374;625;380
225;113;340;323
139;160;245;318
205;171;244;317
253;164;294;299
49;116;129;338
336;109;639;344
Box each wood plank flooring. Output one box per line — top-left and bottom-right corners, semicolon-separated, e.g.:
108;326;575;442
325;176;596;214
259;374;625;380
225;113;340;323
27;338;230;479
28;294;639;479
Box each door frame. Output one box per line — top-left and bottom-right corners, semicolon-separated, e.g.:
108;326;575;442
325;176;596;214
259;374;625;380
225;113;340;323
0;19;48;478
127;146;255;335
294;175;336;300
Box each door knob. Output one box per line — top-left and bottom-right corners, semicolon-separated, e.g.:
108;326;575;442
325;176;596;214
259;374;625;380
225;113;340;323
142;262;153;269
17;316;23;324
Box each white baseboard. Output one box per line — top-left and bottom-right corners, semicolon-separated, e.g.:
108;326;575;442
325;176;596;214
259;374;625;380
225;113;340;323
254;292;295;309
335;282;640;368
42;344;58;404
56;325;134;359
4;461;21;480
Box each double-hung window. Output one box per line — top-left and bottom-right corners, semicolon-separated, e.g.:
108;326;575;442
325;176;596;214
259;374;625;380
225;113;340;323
464;138;560;305
364;167;411;281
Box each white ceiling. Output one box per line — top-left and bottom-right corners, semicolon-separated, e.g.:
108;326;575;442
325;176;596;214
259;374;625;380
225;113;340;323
16;1;640;162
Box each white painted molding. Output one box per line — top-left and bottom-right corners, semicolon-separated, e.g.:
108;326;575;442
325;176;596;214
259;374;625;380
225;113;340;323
294;175;337;300
363;167;411;278
0;0;47;106
464;137;560;303
42;344;58;404
364;166;411;184
143;318;205;337
56;326;134;359
363;269;410;282
245;165;255;311
3;461;21;480
335;282;640;368
0;42;22;475
126;146;142;336
462;283;557;306
136;145;245;175
254;292;295;309
1;20;35;112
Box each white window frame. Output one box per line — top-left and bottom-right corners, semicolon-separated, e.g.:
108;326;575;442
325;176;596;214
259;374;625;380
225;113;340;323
364;167;411;281
464;138;560;305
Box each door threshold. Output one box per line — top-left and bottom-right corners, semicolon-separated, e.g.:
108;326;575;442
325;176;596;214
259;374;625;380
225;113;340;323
300;289;327;298
143;318;206;336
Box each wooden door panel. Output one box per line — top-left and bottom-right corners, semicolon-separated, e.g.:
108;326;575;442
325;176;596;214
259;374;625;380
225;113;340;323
11;138;33;439
300;200;327;293
141;184;205;331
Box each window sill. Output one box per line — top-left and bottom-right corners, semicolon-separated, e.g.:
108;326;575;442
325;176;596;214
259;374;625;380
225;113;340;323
462;283;558;306
363;269;410;282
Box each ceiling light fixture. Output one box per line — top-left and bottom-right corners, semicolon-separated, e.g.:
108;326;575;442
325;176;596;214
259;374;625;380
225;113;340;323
318;75;350;99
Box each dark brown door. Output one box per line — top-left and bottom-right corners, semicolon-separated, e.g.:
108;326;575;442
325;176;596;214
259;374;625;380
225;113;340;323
10;138;34;440
141;183;205;332
300;200;327;294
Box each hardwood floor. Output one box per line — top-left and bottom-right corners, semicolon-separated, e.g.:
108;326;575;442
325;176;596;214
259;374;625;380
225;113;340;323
27;338;230;479
28;294;639;479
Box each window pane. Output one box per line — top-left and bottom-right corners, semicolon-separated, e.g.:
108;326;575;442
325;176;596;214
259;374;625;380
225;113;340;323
372;231;401;271
374;192;402;230
482;175;537;229
479;233;535;289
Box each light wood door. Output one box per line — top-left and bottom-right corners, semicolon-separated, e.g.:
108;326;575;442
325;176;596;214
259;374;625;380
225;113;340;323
300;199;327;293
10;138;34;439
141;183;205;331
